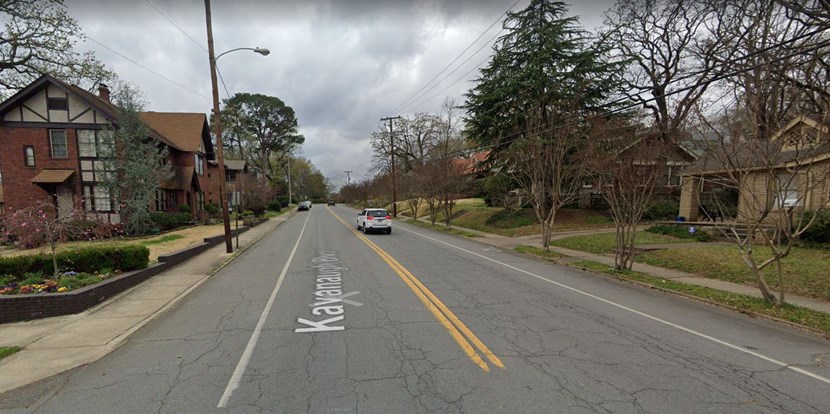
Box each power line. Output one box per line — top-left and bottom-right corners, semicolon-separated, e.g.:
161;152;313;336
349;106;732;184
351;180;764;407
390;0;520;114
86;36;210;100
397;28;503;115
432;35;830;163
143;0;207;52
405;53;492;114
143;0;232;99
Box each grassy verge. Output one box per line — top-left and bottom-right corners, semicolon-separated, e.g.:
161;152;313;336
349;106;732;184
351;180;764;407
139;234;184;246
515;245;565;260
638;245;830;302
514;244;830;335
0;346;22;361
406;219;480;238
550;231;695;254
572;259;830;336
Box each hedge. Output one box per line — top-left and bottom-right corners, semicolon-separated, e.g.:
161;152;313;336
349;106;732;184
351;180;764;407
0;244;149;283
150;212;193;230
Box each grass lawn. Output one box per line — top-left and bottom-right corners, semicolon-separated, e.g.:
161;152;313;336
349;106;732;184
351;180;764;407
637;245;830;302
512;244;830;335
572;260;830;335
0;346;22;361
550;231;694;254
405;219;480;238
450;206;614;237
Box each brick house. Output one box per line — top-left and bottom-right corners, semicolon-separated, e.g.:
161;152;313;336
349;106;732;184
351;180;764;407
678;115;830;221
138;111;221;213
0;74;220;221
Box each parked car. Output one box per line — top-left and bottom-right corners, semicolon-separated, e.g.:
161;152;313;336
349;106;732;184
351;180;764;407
327;201;336;206
356;208;392;234
298;201;311;211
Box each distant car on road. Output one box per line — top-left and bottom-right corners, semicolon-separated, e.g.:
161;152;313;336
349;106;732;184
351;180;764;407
298;201;311;211
356;208;392;234
327;201;335;206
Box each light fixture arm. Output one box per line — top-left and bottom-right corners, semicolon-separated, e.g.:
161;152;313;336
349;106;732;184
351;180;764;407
215;47;270;61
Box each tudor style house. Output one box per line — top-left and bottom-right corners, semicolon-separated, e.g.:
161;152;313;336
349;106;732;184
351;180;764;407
0;74;221;221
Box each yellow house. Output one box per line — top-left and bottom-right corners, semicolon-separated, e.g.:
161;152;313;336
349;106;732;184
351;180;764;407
679;115;830;222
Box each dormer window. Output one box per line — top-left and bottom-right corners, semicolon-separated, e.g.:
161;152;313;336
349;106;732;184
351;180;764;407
47;98;68;111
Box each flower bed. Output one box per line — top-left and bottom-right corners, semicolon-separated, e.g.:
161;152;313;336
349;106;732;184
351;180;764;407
0;270;117;295
0;244;148;296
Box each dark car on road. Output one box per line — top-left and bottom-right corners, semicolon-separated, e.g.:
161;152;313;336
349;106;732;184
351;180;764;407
327;201;335;206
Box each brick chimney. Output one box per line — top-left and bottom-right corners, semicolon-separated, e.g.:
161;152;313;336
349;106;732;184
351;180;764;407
98;83;110;102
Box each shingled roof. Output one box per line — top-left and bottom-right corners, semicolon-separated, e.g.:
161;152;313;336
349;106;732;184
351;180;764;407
138;112;211;153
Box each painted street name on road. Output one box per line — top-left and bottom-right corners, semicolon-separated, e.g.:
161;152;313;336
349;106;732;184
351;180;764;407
295;251;357;333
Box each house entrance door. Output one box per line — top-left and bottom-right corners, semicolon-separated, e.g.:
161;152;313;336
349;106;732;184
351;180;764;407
56;185;73;217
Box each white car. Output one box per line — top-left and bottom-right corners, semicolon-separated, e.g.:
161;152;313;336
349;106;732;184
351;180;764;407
356;208;392;234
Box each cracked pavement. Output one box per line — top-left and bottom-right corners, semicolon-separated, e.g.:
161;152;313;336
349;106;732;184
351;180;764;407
1;206;829;413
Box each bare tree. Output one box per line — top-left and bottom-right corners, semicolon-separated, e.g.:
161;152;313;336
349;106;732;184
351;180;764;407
506;108;590;250
0;0;114;95
588;119;671;269
601;0;735;141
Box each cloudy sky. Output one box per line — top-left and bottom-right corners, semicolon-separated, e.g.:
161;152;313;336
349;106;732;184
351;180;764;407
67;0;612;188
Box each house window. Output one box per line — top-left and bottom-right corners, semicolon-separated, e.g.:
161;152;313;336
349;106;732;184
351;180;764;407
775;172;800;208
78;130;97;157
83;185;113;212
49;130;68;158
24;146;35;167
667;166;681;187
226;170;235;182
196;192;206;211
47;98;68;111
195;154;204;175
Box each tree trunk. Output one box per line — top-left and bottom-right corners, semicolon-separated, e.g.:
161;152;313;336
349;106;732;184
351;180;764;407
740;251;776;302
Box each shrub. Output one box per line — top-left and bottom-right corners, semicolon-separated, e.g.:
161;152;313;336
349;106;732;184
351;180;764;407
643;201;679;221
150;212;193;231
268;202;281;212
0;244;149;283
178;204;192;214
242;210;254;217
275;196;290;208
646;224;711;242
799;209;830;244
205;203;219;217
249;205;267;216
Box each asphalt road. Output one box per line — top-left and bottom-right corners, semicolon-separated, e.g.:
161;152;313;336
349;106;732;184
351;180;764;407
1;205;829;413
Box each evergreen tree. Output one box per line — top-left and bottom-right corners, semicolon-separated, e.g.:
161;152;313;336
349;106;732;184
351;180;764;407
463;0;622;249
464;0;620;152
102;85;172;235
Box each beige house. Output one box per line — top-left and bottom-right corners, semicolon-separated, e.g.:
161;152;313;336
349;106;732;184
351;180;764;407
679;115;830;222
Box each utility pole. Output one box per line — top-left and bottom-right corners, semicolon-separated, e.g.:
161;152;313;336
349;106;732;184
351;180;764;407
344;170;352;186
205;0;233;253
381;116;401;217
287;155;293;208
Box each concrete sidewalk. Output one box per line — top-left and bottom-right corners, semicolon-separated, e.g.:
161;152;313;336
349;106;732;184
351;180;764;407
0;213;291;394
415;217;830;314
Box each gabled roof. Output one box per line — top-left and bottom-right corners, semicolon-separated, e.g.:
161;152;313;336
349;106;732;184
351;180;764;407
0;73;178;149
138;112;213;154
683;116;830;175
0;73;119;121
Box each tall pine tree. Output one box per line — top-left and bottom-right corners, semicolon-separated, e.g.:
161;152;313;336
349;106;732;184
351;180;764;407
463;0;622;249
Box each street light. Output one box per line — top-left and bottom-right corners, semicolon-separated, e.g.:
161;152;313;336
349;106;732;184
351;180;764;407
205;0;269;253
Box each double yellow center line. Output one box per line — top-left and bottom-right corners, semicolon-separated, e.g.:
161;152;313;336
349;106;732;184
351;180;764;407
328;208;504;372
